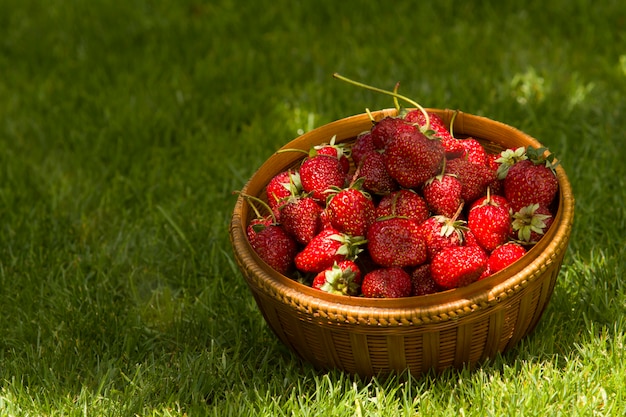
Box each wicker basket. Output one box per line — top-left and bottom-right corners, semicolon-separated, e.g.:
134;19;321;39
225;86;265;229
229;108;575;377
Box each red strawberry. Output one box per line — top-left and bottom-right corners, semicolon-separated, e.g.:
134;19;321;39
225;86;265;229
357;151;399;195
445;157;496;205
370;116;414;149
294;228;364;273
351;130;377;166
279;196;323;245
383;127;445;189
459;137;488;166
480;190;512;213
239;191;280;247
319;208;333;230
484;242;527;277
366;217;427;268
423;172;464;218
417;212;467;261
326;181;376;237
246;216;273;246
463;227;481;248
361;267;412;298
248;223;298;275
265;170;302;215
431;245;488;289
500;146;559;213
312;260;362;296
479;264;493;280
299;154;347;201
411;264;441;296
467;192;512;252
404;110;465;158
375;189;429;225
487;153;504;195
311;135;351;173
510;203;554;244
485;152;502;173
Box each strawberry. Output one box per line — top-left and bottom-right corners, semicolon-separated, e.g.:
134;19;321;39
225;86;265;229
294;228;364;273
238;191;279;245
299;154;347;201
467;191;512;252
423;172;463;218
351;130;377;166
326;181;376;237
462;225;479;244
311;135;351;173
445;157;496;205
510;203;554;244
319;208;333;230
370;116;414;149
375;189;429;225
480;191;512;214
366;217;427;268
430;245;488;290
499;146;559;213
404;110;465;158
279;196;323;245
417;211;467;261
265;170;302;215
459;137;488;166
361;267;413;298
248;223;298;275
246;216;274;250
485;152;500;172
357;150;399;195
485;153;505;195
411;263;441;296
383;127;445;189
311;260;362;296
484;242;527;276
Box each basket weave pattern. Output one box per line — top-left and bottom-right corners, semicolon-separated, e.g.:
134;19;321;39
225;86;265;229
230;109;574;377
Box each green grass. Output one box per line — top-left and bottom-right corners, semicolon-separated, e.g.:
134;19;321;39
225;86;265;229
1;0;625;415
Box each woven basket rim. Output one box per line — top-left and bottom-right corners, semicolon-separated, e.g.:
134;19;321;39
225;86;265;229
230;108;575;325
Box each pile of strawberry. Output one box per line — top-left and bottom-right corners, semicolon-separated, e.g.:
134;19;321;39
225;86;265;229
243;109;559;298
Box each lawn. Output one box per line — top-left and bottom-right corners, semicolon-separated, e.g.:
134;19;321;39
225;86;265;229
0;0;625;415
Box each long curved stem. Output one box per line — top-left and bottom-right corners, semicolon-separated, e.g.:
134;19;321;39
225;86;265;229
449;110;459;138
333;73;430;131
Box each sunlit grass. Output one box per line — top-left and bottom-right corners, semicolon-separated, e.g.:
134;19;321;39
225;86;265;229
0;0;625;415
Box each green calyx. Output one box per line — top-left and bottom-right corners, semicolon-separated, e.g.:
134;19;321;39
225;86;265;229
511;203;552;243
496;146;528;179
311;135;352;159
436;217;468;239
324;177;372;207
319;262;360;296
435;203;467;239
496;146;559;179
526;146;559;171
330;233;367;259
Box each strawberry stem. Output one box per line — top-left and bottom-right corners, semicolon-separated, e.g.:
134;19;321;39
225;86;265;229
233;191;277;223
449;110;459;138
276;148;310;155
333;73;431;132
392;82;401;112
